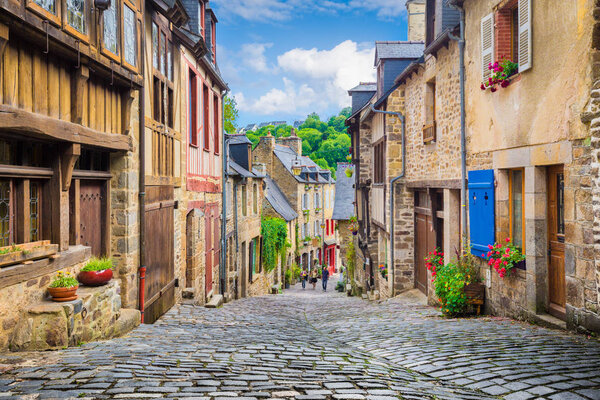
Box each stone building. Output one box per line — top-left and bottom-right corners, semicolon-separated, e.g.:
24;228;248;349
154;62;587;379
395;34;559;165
406;0;426;42
224;134;272;299
253;130;335;274
332;163;356;275
460;0;599;333
0;0;143;349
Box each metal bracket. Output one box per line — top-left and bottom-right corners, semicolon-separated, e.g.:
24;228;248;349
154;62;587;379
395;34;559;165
75;40;81;69
110;60;114;85
42;20;49;54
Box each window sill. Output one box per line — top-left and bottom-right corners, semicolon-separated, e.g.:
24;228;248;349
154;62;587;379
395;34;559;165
189;143;200;149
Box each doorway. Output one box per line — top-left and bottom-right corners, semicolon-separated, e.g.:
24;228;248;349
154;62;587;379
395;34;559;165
414;190;437;294
547;165;565;320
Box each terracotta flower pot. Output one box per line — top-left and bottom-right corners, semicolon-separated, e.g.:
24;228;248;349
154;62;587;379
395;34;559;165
48;286;78;302
78;269;113;286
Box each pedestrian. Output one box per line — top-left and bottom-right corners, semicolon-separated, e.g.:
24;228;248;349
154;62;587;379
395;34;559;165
321;264;330;291
301;268;308;289
310;268;318;290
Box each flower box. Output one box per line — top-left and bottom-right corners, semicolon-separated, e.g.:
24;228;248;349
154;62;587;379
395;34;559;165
48;286;78;302
0;240;58;268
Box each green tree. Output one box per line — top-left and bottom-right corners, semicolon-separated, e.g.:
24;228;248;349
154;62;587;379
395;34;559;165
224;96;240;134
297;128;322;155
314;134;351;169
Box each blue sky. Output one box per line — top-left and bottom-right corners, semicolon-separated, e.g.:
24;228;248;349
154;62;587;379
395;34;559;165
211;0;410;128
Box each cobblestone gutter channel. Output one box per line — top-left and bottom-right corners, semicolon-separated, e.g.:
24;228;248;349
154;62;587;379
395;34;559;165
0;282;599;399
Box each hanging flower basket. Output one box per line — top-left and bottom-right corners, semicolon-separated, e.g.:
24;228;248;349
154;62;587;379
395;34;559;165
480;58;518;92
482;237;525;278
345;168;354;178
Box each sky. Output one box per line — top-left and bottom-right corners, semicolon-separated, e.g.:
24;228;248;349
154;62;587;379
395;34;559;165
210;0;410;128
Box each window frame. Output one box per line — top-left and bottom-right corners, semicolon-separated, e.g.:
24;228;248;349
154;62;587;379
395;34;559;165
26;0;62;27
203;83;210;151
62;0;91;44
508;168;525;251
100;1;121;62
121;0;141;73
188;69;198;147
241;184;247;217
213;93;220;155
151;15;174;127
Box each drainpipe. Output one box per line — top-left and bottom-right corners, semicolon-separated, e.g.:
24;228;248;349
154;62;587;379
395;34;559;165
369;105;405;297
233;181;239;297
220;90;229;296
449;0;468;241
138;6;146;324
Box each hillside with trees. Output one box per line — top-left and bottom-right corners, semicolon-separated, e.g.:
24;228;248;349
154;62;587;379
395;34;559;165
245;108;352;177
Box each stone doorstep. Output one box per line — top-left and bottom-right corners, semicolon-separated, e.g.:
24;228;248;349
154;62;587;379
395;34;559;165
530;313;567;331
205;294;224;308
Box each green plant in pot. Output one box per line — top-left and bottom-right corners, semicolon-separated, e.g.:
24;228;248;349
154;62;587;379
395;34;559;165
48;271;79;302
284;269;292;289
78;257;114;287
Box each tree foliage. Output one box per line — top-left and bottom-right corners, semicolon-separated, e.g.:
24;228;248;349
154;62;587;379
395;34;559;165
261;217;289;273
245;108;351;177
224;96;240;134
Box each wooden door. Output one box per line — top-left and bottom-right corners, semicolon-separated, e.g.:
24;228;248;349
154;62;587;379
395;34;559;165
144;186;175;324
414;191;436;294
241;242;247;297
185;212;194;288
80;180;105;257
547;165;566;320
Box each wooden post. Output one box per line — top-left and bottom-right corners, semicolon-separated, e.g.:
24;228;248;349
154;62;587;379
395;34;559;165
16;180;30;244
121;89;135;135
60;143;80;192
69;179;80;246
0;23;8;59
71;65;89;125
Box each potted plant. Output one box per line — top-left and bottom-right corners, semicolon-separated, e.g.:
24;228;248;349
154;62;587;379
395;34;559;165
379;264;387;279
78;257;114;286
303;209;310;217
482;238;525;278
480;58;519;92
348;216;358;236
48;271;79;302
345;168;353;178
284;269;292;289
432;242;483;316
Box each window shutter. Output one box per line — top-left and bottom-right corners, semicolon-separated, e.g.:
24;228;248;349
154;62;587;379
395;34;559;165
468;170;495;257
481;13;494;81
518;0;532;72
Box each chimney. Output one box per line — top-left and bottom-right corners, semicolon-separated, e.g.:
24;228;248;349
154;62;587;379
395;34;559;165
253;161;266;177
276;127;302;156
406;0;426;42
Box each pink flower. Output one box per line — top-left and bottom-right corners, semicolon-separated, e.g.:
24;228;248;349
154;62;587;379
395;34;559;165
500;80;510;88
481;84;486;90
488;244;493;250
481;253;485;258
491;87;497;93
505;247;510;254
500;268;506;274
505;237;511;243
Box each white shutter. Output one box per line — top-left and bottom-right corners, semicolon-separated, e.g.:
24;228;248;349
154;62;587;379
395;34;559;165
518;0;532;72
481;13;494;81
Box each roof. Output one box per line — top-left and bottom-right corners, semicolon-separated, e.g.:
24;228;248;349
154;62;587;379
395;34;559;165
264;176;298;221
228;159;256;178
273;144;335;184
394;56;425;86
374;41;424;65
348;82;377;93
332;164;355;221
227;134;252;145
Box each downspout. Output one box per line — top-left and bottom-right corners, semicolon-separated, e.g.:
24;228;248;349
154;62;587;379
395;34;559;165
449;0;468;241
138;7;146;324
369;105;405;297
220;90;229;296
233;181;239;297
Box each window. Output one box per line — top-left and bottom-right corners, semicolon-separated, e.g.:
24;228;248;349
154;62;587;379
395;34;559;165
102;2;119;57
303;193;309;210
253;183;258;214
66;0;86;35
315;221;319;237
424;81;436;143
214;93;220;154
314;193;319;209
199;0;205;37
482;0;531;80
241;185;247;217
226;182;233;217
373;141;386;183
0;181;12;246
123;3;138;68
509;169;524;250
203;84;210;150
188;70;198;146
151;18;174;128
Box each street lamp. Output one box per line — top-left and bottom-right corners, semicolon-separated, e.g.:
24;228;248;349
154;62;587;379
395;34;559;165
292;156;302;176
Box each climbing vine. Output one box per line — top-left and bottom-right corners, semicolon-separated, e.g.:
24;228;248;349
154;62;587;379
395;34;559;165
261;217;288;272
346;241;355;284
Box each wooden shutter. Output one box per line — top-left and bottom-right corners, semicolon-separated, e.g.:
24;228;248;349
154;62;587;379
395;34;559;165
518;0;532;73
468;170;495;257
481;13;494;81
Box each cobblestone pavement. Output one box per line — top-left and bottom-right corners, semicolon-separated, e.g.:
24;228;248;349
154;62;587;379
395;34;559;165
1;279;600;400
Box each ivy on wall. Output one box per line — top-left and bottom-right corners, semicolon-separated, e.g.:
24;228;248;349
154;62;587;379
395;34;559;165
261;217;289;272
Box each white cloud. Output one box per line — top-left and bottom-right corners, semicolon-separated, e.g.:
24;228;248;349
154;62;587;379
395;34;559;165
236;40;375;116
212;0;406;22
240;43;275;73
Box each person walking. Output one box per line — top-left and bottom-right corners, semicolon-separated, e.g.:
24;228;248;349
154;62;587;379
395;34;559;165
310;268;318;290
301;268;308;290
321;264;330;291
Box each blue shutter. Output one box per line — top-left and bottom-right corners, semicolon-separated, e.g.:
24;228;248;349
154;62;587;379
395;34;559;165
468;170;495;257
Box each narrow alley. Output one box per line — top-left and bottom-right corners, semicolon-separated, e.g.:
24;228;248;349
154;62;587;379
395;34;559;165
2;279;600;400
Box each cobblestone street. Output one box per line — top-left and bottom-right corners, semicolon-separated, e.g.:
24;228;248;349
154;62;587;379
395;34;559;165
1;278;600;400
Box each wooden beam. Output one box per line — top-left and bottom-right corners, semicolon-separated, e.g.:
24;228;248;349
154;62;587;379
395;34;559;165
121;89;136;135
0;104;132;151
60;143;80;192
0;22;8;59
71;65;89;125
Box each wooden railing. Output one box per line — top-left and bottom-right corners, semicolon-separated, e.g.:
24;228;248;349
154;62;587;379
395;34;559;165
423;121;436;143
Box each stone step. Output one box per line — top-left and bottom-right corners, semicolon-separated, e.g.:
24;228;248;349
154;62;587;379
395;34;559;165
530;312;567;331
182;288;195;299
205;294;224;308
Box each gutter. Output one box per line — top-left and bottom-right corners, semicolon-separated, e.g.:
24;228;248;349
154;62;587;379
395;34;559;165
220;90;228;296
449;0;468;240
138;1;147;324
369;104;405;297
